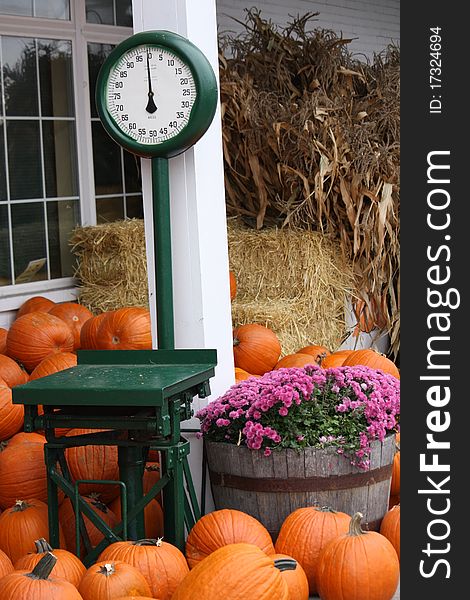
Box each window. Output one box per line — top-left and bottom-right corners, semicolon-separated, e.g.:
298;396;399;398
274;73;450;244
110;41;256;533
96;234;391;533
0;0;141;293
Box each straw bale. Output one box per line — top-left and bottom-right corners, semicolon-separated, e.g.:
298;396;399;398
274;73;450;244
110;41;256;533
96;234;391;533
69;219;149;313
228;218;354;354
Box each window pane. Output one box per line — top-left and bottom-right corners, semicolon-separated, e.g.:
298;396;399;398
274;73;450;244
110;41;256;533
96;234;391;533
35;0;70;20
7;121;42;200
0;0;69;19
43;121;78;198
126;195;143;219
116;0;133;27
0;1;32;17
11;202;47;283
47;200;80;278
39;39;74;117
92;121;122;195
86;0;113;25
0;204;12;286
124;151;141;193
96;197;124;223
2;37;39;116
87;43;113;118
0;122;6;200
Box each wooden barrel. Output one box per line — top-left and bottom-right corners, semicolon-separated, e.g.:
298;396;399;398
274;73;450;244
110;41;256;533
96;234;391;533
205;435;395;540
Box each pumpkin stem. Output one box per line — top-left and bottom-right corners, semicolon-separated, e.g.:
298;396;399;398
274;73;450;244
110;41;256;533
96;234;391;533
88;494;109;513
315;505;338;513
348;512;366;536
99;563;116;576
233;337;240;347
34;538;53;553
27;552;57;580
133;538;163;547
12;499;31;512
274;558;297;572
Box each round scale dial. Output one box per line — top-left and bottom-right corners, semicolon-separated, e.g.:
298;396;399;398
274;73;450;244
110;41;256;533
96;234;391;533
96;30;218;158
106;45;197;145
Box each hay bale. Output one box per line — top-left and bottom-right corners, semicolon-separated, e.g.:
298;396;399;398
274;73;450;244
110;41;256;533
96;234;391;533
228;218;354;355
70;219;149;313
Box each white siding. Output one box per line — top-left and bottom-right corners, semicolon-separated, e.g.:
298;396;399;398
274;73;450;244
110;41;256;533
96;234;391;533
216;0;399;58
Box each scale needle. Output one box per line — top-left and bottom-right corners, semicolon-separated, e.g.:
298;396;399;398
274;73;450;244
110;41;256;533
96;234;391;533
145;50;157;114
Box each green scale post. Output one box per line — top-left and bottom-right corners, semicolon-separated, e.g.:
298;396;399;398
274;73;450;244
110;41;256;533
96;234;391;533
12;30;218;566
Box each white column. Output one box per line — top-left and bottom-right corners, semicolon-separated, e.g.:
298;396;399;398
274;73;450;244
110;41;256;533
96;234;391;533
132;0;234;512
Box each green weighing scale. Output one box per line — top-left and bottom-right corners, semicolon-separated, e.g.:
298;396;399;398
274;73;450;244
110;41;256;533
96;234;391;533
13;30;219;566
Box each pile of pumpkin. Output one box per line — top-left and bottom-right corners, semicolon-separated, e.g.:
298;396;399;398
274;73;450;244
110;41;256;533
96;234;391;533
0;501;400;600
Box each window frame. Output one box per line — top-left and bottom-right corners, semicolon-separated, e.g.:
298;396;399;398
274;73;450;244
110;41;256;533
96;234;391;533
0;0;134;305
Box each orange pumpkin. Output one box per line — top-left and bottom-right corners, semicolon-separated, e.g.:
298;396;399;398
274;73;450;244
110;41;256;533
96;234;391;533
96;307;152;350
48;302;93;350
6;312;75;372
296;344;330;364
14;537;86;587
185;508;275;569
16;296;55;319
233;323;281;375
78;560;152;600
173;543;290;600
275;505;351;595
0;354;29;387
342;349;400;379
380;504;400;560
0;547;14;579
234;367;257;381
0;499;65;564
29;352;77;381
0;328;7;355
272;553;309;600
0;552;83;600
229;271;237;301
0;433;57;509
320;349;354;368
59;495;119;557
80;312;109;350
65;428;120;502
98;538;188;600
0;376;24;441
316;512;399;600
274;353;317;369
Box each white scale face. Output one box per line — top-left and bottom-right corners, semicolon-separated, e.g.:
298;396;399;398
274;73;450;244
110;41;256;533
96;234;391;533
106;44;197;145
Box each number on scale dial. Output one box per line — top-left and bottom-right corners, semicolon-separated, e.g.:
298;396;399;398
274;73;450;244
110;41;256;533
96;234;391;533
106;44;197;145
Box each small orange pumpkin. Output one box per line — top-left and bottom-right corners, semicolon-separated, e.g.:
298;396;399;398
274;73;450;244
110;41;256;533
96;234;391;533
0;547;14;579
296;344;330;364
234;367;257;381
320;349;354;368
0;499;65;564
6;312;75;372
16;296;55;319
316;512;399;600
78;560;152;600
342;349;400;379
233;323;281;375
185;508;275;569
29;352;77;381
0;354;29;387
0;552;83;600
275;505;351;595
274;353;317;369
14;537;86;587
48;302;93;350
380;504;400;560
96;307;152;350
98;538;188;600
